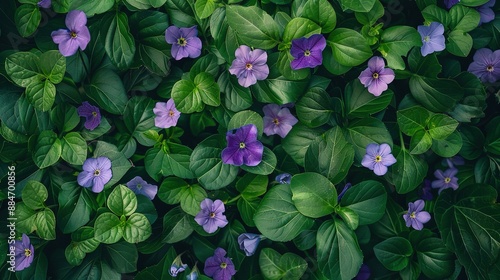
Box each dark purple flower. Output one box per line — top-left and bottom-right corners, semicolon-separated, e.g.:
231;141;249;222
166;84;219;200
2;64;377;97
153;99;180;129
358;56;395;96
169;254;188;277
238;233;262;256
125;176;158;200
468;48;500;83
263;104;298;138
77;101;101;131
51;10;91;57
419;179;434;201
337;183;352;202
445;155;465;169
444;0;460;9
275;173;292;184
194;198;228;234
477;0;496;25
37;0;51;8
221;124;264;167
290;34;326;70
361;143;397;176
355;264;371;280
204;248;236;280
403;199;431;230
431;168;459;194
418;22;446;57
229;45;269;87
77;157;112;193
14;234;34;271
165;26;202;60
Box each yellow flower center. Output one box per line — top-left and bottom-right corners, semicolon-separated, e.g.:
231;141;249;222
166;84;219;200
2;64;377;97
92;111;97;117
423;35;430;42
24;248;32;257
169;110;175;117
220;262;227;269
374;155;382;162
304;50;311;56
94;169;100;176
246;63;253;70
239;142;245;149
410;212;416;219
273;118;279;125
444;177;451;183
372;73;379;79
70;31;78;39
487;65;494;72
177;37;187;46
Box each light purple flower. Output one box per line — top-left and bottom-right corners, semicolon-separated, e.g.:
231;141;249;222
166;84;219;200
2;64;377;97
238;233;262;256
194;198;229;234
337;183;352;202
403;199;431;230
204;248;236;280
153;99;181;129
446;155;465;169
418;22;446;57
477;0;496;25
420;179;434;201
77;101;101;131
275;173;292;184
358;56;395;96
165;26;202;60
51;10;90;57
125;176;158;200
263;104;298;138
77;157;112;193
290;34;326;70
229;45;269;87
355;264;371;280
37;0;51;8
221;124;264;167
14;234;34;271
431;168;459;194
361;143;397;176
467;48;500;83
169;254;188;277
444;0;460;9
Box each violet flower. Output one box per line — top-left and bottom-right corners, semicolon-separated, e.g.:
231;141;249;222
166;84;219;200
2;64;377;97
229;45;269;87
165;26;202;60
431;168;459;194
361;143;397;176
51;10;90;57
355;264;371;280
275;173;292;184
194;198;229;234
290;34;326;70
358;56;395;96
77;101;101;131
238;233;262;256
263;104;298;138
125;176;158;200
444;0;459;9
420;179;434;201
221;124;264;167
446;155;465;169
204;248;236;280
467;48;500;83
77;157;112;193
153;99;181;129
477;0;496;25
37;0;51;8
14;234;34;271
169;253;188;277
418;22;446;57
403;199;431;230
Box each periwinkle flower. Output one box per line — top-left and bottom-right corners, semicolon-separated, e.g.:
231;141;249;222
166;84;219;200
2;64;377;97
221;124;264;167
477;0;496;25
229;45;269;87
194;198;229;234
358;56;395;96
37;0;51;8
263;104;298;138
446;155;465;169
355;264;371;280
14;234;34;271
169;254;188;277
204;248;236;280
444;0;460;9
418;22;446;57
467;48;500;83
51;10;90;57
403;199;431;230
165;26;202;60
337;183;352;202
361;143;397;176
153;99;181;129
290;34;326;70
275;173;292;184
431;168;459;194
77;101;101;131
238;233;262;256
77;157;112;193
125;176;158;200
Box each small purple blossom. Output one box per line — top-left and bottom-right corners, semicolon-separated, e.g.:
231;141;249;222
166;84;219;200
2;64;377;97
337;183;352;202
165;26;202;60
77;101;101;131
125;176;158;200
403;199;431;230
420;179;434;201
37;0;51;8
238;233;262;256
446;155;465;169
77;157;112;193
431;168;459;194
290;34;326;70
221;124;264;167
14;234;34;271
169;254;188;277
477;0;496;25
358;56;395;96
51;10;90;57
355;264;371;280
467;48;500;83
444;0;460;9
418;22;446;57
275;173;292;184
263;104;298;138
153;99;181;129
194;199;229;234
361;143;397;176
204;248;236;280
229;45;269;87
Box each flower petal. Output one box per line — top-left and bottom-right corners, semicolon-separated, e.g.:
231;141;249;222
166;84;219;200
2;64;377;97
65;10;87;31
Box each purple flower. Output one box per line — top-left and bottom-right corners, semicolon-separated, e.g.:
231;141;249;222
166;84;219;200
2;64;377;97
51;10;90;57
194;198;229;234
420;179;434;201
358;56;395;96
37;0;51;8
165;26;202;60
477;0;496;25
153;99;181;129
263;104;298;138
14;234;34;271
221;124;264;167
275;173;292;184
77;157;112;193
169;254;188;277
229;45;269;87
337;183;352;202
467;48;500;83
77;101;101;131
403;199;431;230
238;233;262;256
125;176;158;200
204;248;236;280
290;34;326;70
418;22;446;57
361;143;397;176
444;0;460;9
355;264;371;280
431;168;459;194
446;155;465;169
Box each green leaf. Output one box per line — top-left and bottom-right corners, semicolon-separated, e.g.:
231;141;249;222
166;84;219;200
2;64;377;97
107;185;137;217
69;0;114;16
409;76;463;112
253;75;309;105
449;5;480;32
290;172;338;218
397;106;431;136
124;0;167;9
93;141;133;187
190;110;217;136
105;12;136;69
57;182;94;234
162;206;193;243
179;184;207;216
236;173;268;198
277;50;310;81
374;237;413;271
50;104;80;133
355;0;384;25
35;208;56;240
447;30;473;57
339;0;376;12
485;116;500;155
300;0;337;33
5;51;41;87
431;130;463;157
344;118;394;161
458;125;485;160
259;248;308;280
387;147;428;194
123;213;152;243
158;176;189;204
15;4;41;37
407;48;442;78
195;72;221;107
65;227;99;266
427;114;459;139
22;181;48;210
282;17;321;43
345;80;394;118
416;237;455;279
337;207;359;230
340;180;387;225
409;130;433;155
61;132;87;165
296;87;334;128
210;7;240;63
327;28;372;66
195;0;216;19
449;72;486;123
123;96;157;146
218;71;252;112
144;145;194;181
282;124;325;166
227;110;264;137
39;50;66;84
422;5;450;28
88;69;128;115
378;26;422;70
25;79;56;112
103;241;138;273
189;53;220;81
241;147;277;175
16;202;37;234
218;220;246;270
94;212;123;244
371;198;409;239
32;130;61;168
171;79;203;114
237;197;260;227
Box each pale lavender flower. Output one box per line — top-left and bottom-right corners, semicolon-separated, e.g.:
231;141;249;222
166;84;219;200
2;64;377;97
229;45;269;87
361;143;397;176
221;124;264;167
165;26;202;60
37;0;51;8
275;173;292;184
169;254;188;277
125;176;158;200
204;248;236;280
194;199;229;234
403;199;431;230
358;56;395;96
418;22;446;57
77;157;112;193
444;0;459;9
431;168;459;194
14;234;34;271
153;99;180;129
263;104;298;138
477;0;496;25
77;101;101;131
51;10;90;57
238;233;262;256
468;48;500;83
290;34;326;70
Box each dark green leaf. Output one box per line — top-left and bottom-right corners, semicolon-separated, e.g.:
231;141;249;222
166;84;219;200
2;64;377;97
374;237;413;271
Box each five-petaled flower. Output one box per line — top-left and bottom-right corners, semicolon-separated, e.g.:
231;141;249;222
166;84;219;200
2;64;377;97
204;248;236;280
38;0;51;8
165;26;202;60
14;234;34;271
51;10;90;57
238;233;262;256
358;56;395;96
153;99;181;129
275;173;292;184
77;157;112;193
125;176;158;200
467;48;500;83
263;104;298;138
290;34;326;70
403;199;431;230
77;101;101;131
418;22;446;57
361;143;397;176
229;45;269;87
194;198;229;234
431;168;459;194
477;0;496;25
221;124;264;167
169;253;188;277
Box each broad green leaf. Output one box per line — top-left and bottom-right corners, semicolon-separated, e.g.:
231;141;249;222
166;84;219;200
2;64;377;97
22;181;48;210
94;212;123;244
409;130;433;155
227;110;264;137
171;79;203;113
337;207;359;230
407;48;442;78
133;247;178;279
88;69;128;115
371;198;409;239
449;5;480;32
103;241;138;274
123;96;157;146
15;4;41;37
422;5;450;28
61;132;87;165
300;0;337;33
69;0;114;16
409;75;463;112
237;197;260;227
16;202;37;234
179;184;207;216
236;173;268;198
291;173;338;218
431;130;463;157
387;147;428;194
93;141;132;187
282;17;321;43
259;248;308;280
397;106;431;136
107;185;137;217
144;145;194;181
378;26;422;70
195;72;221;107
195;0;216;19
5;52;41;87
253;74;309;105
123;213;152;243
65;227;99;266
447;30;473;57
39;50;66;84
162;206;194;243
218;71;253;112
157;177;188;204
105;12;136;69
458;125;485;160
344;118;394;161
190;110;217;136
282;124;325;166
57;182;94;234
416;237;455;279
35;208;56;240
345;80;394;118
210;7;240;63
427;114;459;139
355;0;384;25
449;72;486;123
25;79;56;112
241;147;277;175
218;220;246;270
189;53;220;81
339;0;376;12
33;130;61;168
340;180;387;225
124;0;167;9
374;237;413;271
296;87;334;128
485;116;500;155
50;104;80;133
327;28;372;66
